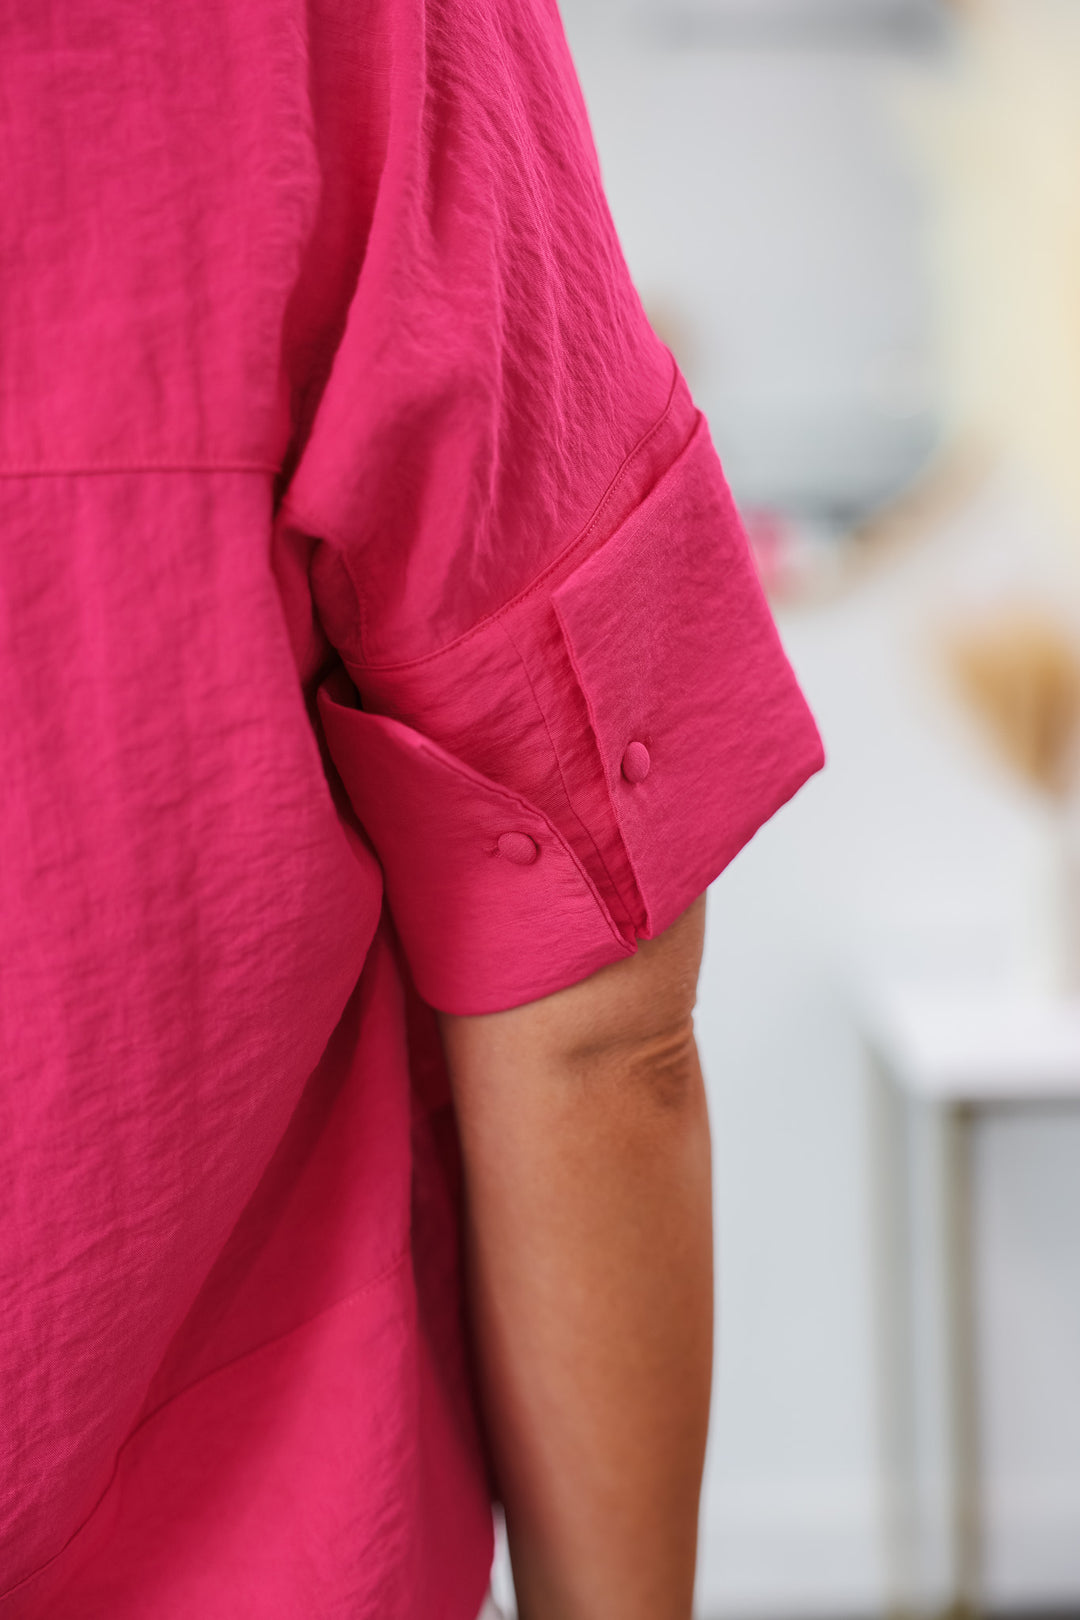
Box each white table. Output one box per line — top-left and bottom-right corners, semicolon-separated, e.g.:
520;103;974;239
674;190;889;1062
860;986;1080;1619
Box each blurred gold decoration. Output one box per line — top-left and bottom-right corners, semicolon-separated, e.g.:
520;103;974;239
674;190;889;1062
947;607;1080;798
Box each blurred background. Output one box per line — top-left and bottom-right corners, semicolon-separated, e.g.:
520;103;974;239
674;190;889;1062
495;1;1080;1615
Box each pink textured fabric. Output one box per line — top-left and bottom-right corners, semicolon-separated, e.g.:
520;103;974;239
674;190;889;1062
0;0;824;1614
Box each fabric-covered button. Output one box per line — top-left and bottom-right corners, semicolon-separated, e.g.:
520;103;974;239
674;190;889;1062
496;831;539;865
620;740;651;784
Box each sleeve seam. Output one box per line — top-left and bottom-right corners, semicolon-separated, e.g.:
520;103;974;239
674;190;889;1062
339;349;687;675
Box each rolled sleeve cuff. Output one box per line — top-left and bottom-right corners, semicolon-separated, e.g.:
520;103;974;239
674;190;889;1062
317;675;635;1015
317;393;824;1015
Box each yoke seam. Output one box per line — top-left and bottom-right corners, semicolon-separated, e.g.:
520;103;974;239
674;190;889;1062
0;461;280;479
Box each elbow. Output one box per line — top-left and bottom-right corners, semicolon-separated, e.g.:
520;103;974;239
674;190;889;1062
571;1016;706;1123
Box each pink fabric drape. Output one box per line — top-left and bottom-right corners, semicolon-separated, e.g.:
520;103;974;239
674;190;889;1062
0;0;823;1613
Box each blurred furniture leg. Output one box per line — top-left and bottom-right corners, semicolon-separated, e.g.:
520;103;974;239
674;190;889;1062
865;986;1080;1619
941;1098;982;1620
869;1049;919;1616
869;1061;982;1618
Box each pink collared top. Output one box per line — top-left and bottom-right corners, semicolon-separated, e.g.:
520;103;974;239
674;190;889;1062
0;1;824;1615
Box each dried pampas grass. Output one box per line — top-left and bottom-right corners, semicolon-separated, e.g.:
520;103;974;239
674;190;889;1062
947;607;1080;797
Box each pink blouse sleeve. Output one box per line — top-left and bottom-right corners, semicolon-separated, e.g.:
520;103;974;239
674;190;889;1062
280;0;825;1015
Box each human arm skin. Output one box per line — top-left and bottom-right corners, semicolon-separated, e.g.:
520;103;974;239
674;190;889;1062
436;891;713;1620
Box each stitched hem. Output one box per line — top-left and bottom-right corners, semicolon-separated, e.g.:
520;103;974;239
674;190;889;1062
0;1248;411;1606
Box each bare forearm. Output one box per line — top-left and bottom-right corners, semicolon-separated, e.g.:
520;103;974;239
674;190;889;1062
437;896;713;1620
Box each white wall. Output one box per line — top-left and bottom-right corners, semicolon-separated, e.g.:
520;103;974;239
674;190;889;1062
561;0;939;520
557;3;1080;1613
695;468;1080;1616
